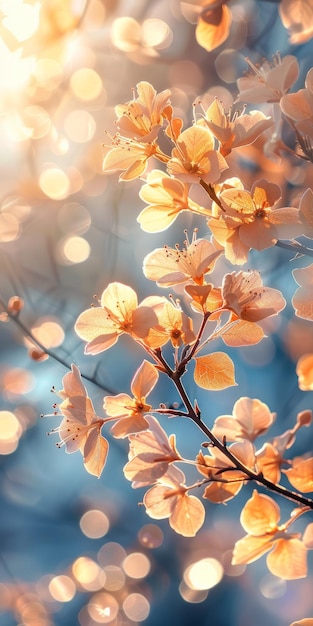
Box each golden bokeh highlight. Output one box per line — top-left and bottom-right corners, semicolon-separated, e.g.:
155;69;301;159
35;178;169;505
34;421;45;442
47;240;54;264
58;235;91;264
72;557;106;592
0;411;22;456
31;318;64;349
142;18;173;49
178;580;208;604
183;558;224;591
123;552;151;579
111;17;141;52
102;565;125;591
32;58;64;91
122;593;150;622
48;575;76;602
98;542;127;567
64;110;96;143
80;509;110;539
137;524;164;548
88;592;119;623
39;167;70;200
0;213;20;242
2;368;34;397
70;68;103;101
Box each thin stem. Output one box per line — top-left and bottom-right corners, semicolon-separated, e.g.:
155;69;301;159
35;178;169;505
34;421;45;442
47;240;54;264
199;179;225;212
275;240;313;258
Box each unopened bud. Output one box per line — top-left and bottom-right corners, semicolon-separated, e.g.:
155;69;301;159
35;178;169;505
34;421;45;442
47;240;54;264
8;296;24;315
297;409;312;427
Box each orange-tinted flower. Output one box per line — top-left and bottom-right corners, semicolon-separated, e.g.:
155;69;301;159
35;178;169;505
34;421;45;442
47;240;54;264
143;464;205;536
212;397;275;443
236;53;299;104
297;354;313;390
197;440;255;503
103;360;159;438
75;282;163;354
279;0;313;45
280;68;313;142
221;270;286;322
209;179;303;264
48;364;108;477
143;233;222;287
283;456;313;493
137;170;211;232
292;263;313;321
201;98;273;156
123;415;182;487
145;299;196;348
114;81;172;143
102;137;157;181
232;490;308;579
167;125;228;184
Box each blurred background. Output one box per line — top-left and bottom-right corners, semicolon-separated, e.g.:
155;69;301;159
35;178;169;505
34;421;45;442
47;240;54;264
0;1;313;625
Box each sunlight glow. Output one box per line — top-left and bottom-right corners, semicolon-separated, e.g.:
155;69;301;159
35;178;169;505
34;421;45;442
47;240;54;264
80;509;110;539
183;558;224;590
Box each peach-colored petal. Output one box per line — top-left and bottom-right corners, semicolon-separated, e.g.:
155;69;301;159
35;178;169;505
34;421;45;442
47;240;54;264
193;352;237;390
266;538;307;579
195;4;232;52
169;492;205;536
131;360;159;399
240;490;280;535
296;354;313;391
232;533;273;565
283;457;313;492
83;430;109;478
279;0;313;45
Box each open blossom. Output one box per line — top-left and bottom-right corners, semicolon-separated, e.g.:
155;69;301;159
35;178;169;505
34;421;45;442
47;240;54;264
114;81;172;143
212;397;275;443
47;364;109;478
201;98;273;156
256;410;312;483
209;179;304;264
280;68;313;142
292;263;313;321
137;170;211;232
167;125;228;184
123;416;182;487
197;440;255;503
221;270;286;322
145;299;196;348
103;360;159;439
143;464;205;537
102;137;158;181
232;491;309;579
143;233;222;287
236;53;299;103
75;282;164;354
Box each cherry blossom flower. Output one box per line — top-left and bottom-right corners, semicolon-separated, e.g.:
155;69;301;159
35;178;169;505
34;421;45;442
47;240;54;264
299;188;313;238
296;354;313;390
209;179;304;264
137;170;211;232
236;53;299;104
292;263;313;321
102;137;158;181
47;364;109;478
114;81;172;143
279;0;313;45
211;396;275;443
143;232;222;287
197;440;255;503
232;490;309;579
123;416;182;487
145;299;196;348
103;360;159;438
255;410;312;483
221;270;286;322
280;68;313;143
75;282;164;355
167;125;228;184
143;464;205;536
201;98;273;156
